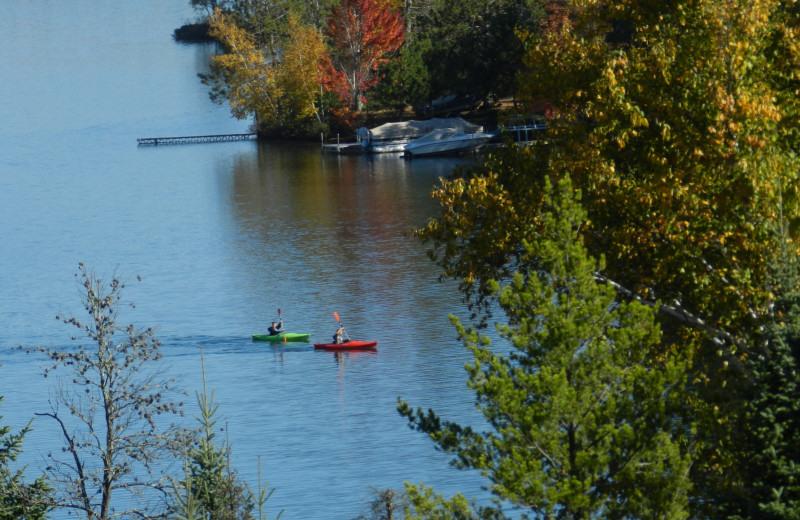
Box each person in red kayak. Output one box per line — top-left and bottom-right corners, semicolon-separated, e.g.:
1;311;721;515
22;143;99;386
268;320;284;335
333;326;345;344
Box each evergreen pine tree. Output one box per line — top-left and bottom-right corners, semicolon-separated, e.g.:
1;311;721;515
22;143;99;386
171;350;281;520
730;217;800;519
401;177;693;519
0;373;52;520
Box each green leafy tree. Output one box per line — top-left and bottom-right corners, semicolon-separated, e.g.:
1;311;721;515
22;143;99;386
220;0;337;49
284;0;339;33
369;36;431;116
403;485;479;520
19;264;185;520
190;0;235;18
0;379;52;520
406;0;544;104
222;0;291;52
402;178;692;519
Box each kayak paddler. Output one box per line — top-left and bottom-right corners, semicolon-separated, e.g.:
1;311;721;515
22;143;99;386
268;320;284;335
333;326;345;344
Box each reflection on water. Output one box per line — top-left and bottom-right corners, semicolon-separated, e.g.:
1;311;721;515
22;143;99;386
226;141;474;343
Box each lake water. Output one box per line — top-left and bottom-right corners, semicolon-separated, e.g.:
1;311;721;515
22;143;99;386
1;2;496;519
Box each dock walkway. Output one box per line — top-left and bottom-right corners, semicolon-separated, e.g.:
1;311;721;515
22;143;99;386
137;133;257;145
321;142;363;154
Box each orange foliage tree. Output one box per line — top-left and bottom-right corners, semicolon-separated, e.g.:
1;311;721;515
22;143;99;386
319;0;405;122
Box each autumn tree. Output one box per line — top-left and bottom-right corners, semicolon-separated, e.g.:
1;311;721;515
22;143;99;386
402;178;692;519
207;9;282;125
319;0;405;120
522;7;800;513
276;13;328;132
206;8;327;135
413;0;800;515
20;264;185;520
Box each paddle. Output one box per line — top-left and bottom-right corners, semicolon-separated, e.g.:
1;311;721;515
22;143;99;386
278;308;286;343
333;311;351;341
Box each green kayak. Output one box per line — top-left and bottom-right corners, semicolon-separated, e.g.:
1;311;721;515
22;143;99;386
252;332;311;343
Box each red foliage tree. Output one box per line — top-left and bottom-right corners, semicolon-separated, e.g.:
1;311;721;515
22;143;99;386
319;0;405;120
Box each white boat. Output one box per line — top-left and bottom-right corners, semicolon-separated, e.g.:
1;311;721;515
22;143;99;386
364;139;408;153
357;117;484;154
402;128;495;157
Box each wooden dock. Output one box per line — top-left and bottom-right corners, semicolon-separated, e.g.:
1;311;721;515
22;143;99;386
137;133;257;146
321;142;363;154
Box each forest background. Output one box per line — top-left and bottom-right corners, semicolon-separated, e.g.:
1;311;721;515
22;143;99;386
183;0;544;137
4;0;800;519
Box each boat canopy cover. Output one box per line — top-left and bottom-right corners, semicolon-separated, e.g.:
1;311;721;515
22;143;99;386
408;128;461;144
361;117;483;143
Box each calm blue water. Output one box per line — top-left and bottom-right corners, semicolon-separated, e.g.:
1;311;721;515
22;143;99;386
1;2;496;519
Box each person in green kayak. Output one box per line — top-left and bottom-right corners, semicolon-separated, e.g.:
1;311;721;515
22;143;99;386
333;325;345;344
268;320;284;335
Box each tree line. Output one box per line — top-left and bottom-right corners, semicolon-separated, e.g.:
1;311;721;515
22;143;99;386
190;0;545;137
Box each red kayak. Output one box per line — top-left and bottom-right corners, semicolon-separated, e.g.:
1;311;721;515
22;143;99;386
314;340;378;350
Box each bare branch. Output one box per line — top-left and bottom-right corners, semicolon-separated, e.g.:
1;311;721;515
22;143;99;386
26;265;186;520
